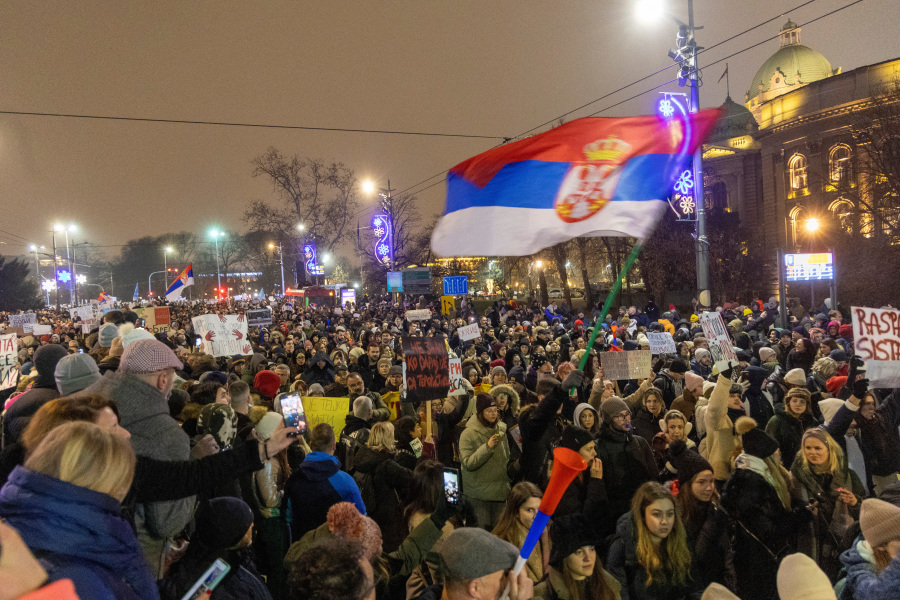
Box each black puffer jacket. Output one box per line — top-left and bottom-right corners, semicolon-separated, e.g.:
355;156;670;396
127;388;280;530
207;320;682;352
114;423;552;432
684;501;736;592
594;424;657;537
352;445;411;553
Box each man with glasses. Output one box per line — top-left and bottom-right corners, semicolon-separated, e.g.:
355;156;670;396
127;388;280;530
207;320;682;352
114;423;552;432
595;396;657;537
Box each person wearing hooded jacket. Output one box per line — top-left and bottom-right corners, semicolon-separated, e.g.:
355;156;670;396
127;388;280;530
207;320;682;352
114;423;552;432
459;393;511;530
300;352;335;387
519;372;584;485
629;387;666;444
2;344;68;447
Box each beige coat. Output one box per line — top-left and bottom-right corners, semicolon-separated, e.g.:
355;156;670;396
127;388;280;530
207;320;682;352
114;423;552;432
697;375;740;481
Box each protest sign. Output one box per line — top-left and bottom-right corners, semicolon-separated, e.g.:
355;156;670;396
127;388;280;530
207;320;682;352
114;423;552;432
852;306;900;387
32;324;52;336
457;323;480;342
8;313;36;335
1;334;18;391
647;332;676;354
81;319;96;334
134;307;171;334
303;396;350;438
448;358;467;396
473;383;493;395
598;350;652;380
191;314;251;357
382;391;403;420
246;308;273;326
699;312;739;371
402;337;450;403
406;309;431;321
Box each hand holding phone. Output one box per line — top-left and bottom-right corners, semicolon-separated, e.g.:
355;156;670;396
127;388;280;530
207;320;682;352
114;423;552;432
442;468;461;505
280;394;307;436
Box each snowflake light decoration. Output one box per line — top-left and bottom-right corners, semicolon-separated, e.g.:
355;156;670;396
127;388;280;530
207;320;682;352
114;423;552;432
57;270;71;283
377;244;390;256
674;170;694;195
76;274;87;284
658;99;675;118
373;226;385;237
42;279;56;291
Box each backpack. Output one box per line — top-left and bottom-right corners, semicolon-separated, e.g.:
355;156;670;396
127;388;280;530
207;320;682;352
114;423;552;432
337;428;369;473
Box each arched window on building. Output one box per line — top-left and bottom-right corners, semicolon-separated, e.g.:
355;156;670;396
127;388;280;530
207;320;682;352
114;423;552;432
829;145;851;183
789;205;806;247
829;198;855;235
789;154;808;190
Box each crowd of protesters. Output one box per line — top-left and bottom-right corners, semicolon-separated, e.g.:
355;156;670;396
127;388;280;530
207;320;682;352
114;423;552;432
0;291;898;600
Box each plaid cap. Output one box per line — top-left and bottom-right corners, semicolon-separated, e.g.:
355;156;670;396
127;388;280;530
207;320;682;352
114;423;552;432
119;339;184;374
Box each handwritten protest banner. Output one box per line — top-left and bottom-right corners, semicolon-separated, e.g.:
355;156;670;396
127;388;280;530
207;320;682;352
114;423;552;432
32;325;52;336
246;308;273;326
402;337;450;403
406;309;432;321
448;358;467;396
1;334;18;391
699;312;739;371
852;306;900;387
134;307;171;334
191;314;251;357
647;332;676;354
8;313;36;335
81;319;96;334
304;396;350;438
457;323;481;342
598;350;652;380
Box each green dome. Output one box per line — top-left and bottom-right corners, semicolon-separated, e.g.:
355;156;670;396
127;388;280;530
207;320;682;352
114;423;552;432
747;43;834;102
709;96;758;142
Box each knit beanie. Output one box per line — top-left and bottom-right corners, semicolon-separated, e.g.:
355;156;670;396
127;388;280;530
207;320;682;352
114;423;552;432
255;411;283;441
54;353;102;396
491;365;507;378
32;344;69;388
668;440;712;484
839;324;853;339
683;371;704;397
700;583;741;600
776;553;836;600
759;347;776;363
600;397;629;425
531;354;548;369
694;348;711;362
195;497;254;549
254;370;281;399
826;375;847;396
99;323;118;348
559;425;594;453
326;502;383;561
548;515;599;567
817;398;844;426
860;498;900;549
784;368;807;387
108;336;125;358
669;359;689;374
197;403;238;449
122;327;155;348
735;416;779;459
476;393;497;414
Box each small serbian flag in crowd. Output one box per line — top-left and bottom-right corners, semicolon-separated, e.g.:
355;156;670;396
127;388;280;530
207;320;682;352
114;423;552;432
165;264;195;301
97;290;110;302
431;110;720;256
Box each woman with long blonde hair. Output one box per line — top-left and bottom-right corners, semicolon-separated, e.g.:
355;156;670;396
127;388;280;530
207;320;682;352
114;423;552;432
607;482;696;599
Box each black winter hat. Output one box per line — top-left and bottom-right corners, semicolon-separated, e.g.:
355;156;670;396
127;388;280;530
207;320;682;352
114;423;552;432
195;497;254;549
736;416;780;459
668;359;689;374
476;393;497;414
668;440;712;484
559;425;594;453
549;515;600;567
508;366;526;385
530;354;548;369
33;344;69;387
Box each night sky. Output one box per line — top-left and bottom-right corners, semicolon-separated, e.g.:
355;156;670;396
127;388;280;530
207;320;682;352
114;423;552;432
1;1;897;255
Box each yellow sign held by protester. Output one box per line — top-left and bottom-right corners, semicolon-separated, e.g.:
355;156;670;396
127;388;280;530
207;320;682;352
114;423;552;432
441;295;456;316
303;397;350;438
382;391;402;421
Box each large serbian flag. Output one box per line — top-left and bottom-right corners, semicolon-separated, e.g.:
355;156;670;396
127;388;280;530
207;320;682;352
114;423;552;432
431;110;720;256
165;264;195;301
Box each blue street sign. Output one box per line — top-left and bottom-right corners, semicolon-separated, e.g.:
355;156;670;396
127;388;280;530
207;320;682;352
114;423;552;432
443;276;468;296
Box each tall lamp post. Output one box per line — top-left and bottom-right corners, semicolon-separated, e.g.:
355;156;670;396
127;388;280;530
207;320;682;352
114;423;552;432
28;244;44;283
639;0;710;309
54;224;77;305
163;246;173;289
209;230;225;290
50;228;61;311
268;242;285;296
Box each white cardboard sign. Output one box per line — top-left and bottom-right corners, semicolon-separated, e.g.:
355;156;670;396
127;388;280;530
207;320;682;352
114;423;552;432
191;314;251;357
647;332;676;354
457;323;481;342
448;358;467;396
852;306;900;388
699;312;739;371
406;309;432;321
1;334;18;391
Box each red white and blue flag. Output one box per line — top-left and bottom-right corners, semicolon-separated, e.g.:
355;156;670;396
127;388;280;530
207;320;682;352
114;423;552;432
165;263;194;301
97;290;110;302
431;110;720;256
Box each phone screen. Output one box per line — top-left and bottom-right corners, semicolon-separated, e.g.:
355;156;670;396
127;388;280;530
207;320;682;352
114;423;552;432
281;394;307;435
443;468;460;505
181;558;230;600
195;337;202;347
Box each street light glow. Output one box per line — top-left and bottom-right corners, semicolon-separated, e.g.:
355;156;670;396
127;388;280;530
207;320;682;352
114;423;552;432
164;246;173;253
362;180;376;195
296;223;305;231
268;243;275;249
805;218;820;233
635;0;666;23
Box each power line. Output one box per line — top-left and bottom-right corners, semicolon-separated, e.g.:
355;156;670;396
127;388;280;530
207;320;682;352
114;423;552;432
0;110;508;141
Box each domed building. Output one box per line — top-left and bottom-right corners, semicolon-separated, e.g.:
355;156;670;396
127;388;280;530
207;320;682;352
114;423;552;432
695;19;899;299
745;21;840;122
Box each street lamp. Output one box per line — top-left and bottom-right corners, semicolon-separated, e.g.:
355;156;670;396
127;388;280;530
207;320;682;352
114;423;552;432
640;0;710;309
209;230;225;289
805;218;820;233
296;223;306;232
28;244;44;284
54;224;77;305
163;246;173;289
268;242;285;295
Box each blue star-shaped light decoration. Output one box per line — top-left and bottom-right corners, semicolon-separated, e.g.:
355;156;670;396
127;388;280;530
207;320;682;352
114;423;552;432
674;170;694;195
659;99;675;118
57;270;72;283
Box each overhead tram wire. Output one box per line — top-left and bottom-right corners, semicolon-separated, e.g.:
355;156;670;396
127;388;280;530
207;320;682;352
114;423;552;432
396;0;861;199
0;111;508;141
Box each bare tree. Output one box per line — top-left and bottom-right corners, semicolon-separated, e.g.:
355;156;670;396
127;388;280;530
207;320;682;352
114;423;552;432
245;148;361;251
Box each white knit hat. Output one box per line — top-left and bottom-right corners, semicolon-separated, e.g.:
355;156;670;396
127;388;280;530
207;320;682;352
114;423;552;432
776;553;836;600
701;583;740;600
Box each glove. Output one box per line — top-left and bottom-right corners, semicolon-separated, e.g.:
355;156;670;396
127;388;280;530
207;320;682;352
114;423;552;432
561;369;585;392
720;366;734;381
430;492;461;528
849;356;868;399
